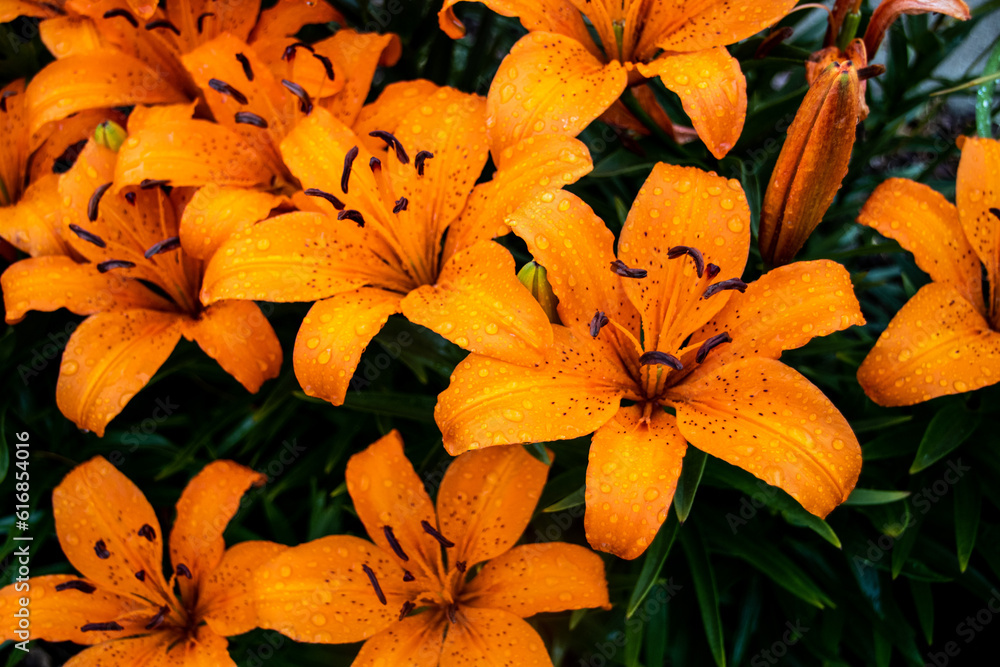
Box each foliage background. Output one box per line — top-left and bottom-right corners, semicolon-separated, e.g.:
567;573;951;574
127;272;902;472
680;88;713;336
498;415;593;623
2;0;1000;665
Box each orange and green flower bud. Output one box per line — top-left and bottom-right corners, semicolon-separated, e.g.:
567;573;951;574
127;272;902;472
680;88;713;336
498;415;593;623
93;120;127;152
517;260;559;323
759;60;860;267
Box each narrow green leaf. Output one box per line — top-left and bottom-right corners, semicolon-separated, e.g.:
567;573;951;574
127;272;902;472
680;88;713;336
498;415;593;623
674;448;708;523
729;579;761;666
873;628;892;667
852;414;913;434
569;608;588;631
644;584;669;667
976;38;1000;138
524;442;551;466
954;477;981;572
910;579;934;644
680;530;726;667
845;489;912;506
624;614;643;667
543;485;584;513
626;513;679;618
891;518;922;579
714;532;834;608
910;404;980;473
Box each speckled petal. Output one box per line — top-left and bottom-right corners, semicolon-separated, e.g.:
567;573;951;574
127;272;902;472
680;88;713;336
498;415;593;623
200;541;290;637
354;80;443;154
249;0;344;62
314;30;402;127
462;542;610;615
437;444;550;568
584;405;686;560
671;357;861;519
64;624;235;666
638;48;746;159
486;32;626;155
434;326;629;455
182;300;282;392
858;282;1000;406
253;535;417;643
402;240;554;365
956;137;1000;320
179;186;283;260
439;0;597;55
858;178;984;314
440;606;552;666
354;613;446;666
56;309;183;437
639;0;798;56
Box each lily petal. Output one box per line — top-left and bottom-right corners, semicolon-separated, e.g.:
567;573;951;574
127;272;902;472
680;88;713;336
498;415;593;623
858;178;985;314
440;606;552;666
182;300;282;392
56;309;183;437
437;443;550;568
293;288;402;405
585;405;686;559
0;79;28;206
354;613;446;667
200;541;290;637
64;624;235;666
486;31;626;154
956;137;1000;321
249;0;344;62
858;283;1000;406
354;80;442;154
254;535;417;643
640;0;798;56
345;430;443;580
462;542;610;615
179;186;283;260
402;240;554;365
315;30;402;127
637;47;746;159
439;0;596;53
0;175;72;257
864;0;970;56
671;357;861;518
52;456;171;602
435;326;630;455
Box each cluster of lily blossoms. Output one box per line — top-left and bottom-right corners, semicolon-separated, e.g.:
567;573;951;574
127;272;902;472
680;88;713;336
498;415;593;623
0;0;992;662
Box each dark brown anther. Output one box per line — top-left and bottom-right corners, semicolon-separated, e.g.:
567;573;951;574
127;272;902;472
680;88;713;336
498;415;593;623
176;563;193;579
667;246;705;278
145;605;169;630
337;209;365;227
303;188;345;210
69;224;107;248
235;53;254;81
282;41;314;61
447;604;458;624
124;192;136;205
398;600;415;621
414;150;434;176
208;78;248;105
140;178;171;189
280;79;313;113
312;53;335;80
135;570;146;581
137;524;157;541
989;208;1000;221
402;570;415;582
362;564;387;605
341;145;359;193
94;540;111;558
0;90;16;113
369;130;410;164
393;197;408;213
706;263;721;279
610;259;647;279
696;332;732;363
369;156;382;173
382;526;409;561
102;8;138;27
87;182;112;222
456;560;467;573
145;19;180;35
754;26;794;59
857;64;886;81
196;11;214;33
639;351;683;370
144;236;181;259
81;621;124;632
56;580;96;593
97;260;136;273
589;311;610;338
235;111;268;128
702;278;748;299
420;520;455;548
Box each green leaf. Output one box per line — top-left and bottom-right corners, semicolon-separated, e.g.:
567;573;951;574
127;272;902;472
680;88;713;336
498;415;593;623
845;489;912;506
892;518;922;579
976;38;1000;138
627;512;679;618
680;529;726;667
624;613;643;667
910;404;980;473
714;532;834;608
524;442;551;466
543;485;584;513
910;579;934;644
954;477;981;572
852;414;913;434
674;448;707;523
644;584;669;667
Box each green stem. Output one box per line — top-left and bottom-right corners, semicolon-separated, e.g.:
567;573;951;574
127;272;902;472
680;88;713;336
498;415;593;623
837;11;862;51
976;39;1000;138
620;89;684;158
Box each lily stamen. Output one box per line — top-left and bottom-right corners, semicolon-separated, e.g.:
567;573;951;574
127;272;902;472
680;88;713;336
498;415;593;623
55;580;96;593
341;146;359;193
97;260;136;273
234;111;268;128
393;197;408;213
402;570;415;582
282;42;314;61
208;79;248;105
312;53;335;80
398;600;415;620
137;524;157;541
857;64;886;81
145;19;180;35
369;130;410;164
337;210;365;227
139;178;171;189
610;259;647;278
144;237;181;259
414;150;434;176
304;188;345;210
94;540;110;559
0;90;15;113
81;622;124;632
87;183;112;222
176;564;193;579
706;263;721;279
145;605;169;630
69;224;107;248
124;192;136;205
235;53;253;81
102;8;138;27
196;12;214;33
382;526;409;561
667;245;705;278
135;570;145;581
703;278;748;299
639;351;684;370
362;564;387;605
420;520;455;547
281;79;313;113
695;332;733;363
590;310;610;337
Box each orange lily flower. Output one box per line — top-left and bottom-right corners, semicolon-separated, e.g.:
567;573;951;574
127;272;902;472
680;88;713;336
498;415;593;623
200;83;592;406
439;0;799;158
0;135;281;436
857;137;1000;406
436;163;865;559
0;456;282;664
253;430;610;663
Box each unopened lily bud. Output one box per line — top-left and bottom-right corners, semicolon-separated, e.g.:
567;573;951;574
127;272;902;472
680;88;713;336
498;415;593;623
759;60;860;267
517;261;559;324
93;120;127;152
